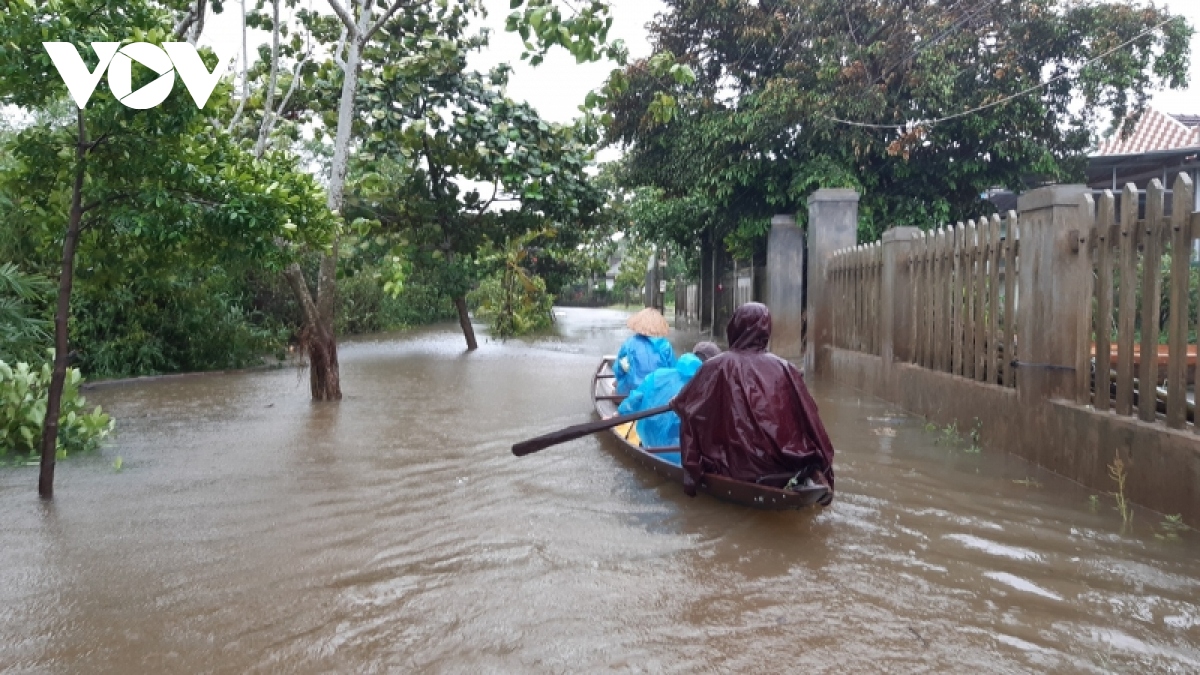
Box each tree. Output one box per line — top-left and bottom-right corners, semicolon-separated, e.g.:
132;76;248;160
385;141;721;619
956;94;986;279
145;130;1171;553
0;1;332;498
606;0;1193;244
346;8;605;349
238;0;624;394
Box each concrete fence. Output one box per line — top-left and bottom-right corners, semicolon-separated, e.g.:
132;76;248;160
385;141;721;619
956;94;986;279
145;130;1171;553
800;180;1200;522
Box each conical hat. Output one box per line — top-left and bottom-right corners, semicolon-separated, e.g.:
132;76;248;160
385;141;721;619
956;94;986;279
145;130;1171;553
627;307;670;337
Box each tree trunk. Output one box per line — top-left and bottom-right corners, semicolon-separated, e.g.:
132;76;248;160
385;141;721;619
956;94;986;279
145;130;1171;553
39;109;88;499
453;295;478;350
284;260;341;400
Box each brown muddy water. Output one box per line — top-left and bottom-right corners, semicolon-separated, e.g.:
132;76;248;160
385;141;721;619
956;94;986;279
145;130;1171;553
2;307;1199;673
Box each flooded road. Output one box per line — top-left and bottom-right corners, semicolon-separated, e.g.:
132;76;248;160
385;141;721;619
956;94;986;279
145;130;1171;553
2;307;1199;673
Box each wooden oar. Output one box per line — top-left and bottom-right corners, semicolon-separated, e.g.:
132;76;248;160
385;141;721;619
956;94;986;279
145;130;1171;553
512;405;672;457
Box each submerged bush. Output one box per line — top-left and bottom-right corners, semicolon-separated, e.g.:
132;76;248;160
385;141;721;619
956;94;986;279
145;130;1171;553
469;269;554;338
0;358;114;462
335;266;458;335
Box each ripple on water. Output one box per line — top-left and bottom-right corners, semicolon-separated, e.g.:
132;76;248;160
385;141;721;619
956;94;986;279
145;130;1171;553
944;533;1044;562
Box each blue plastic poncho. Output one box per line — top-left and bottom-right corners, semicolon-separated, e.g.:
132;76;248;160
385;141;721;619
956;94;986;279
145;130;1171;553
614;334;676;395
617;353;703;448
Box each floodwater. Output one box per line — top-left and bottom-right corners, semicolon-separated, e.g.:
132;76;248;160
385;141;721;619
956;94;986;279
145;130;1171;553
2;307;1199;674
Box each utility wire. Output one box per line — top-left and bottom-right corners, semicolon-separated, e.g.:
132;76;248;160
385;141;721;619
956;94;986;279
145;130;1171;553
823;15;1181;131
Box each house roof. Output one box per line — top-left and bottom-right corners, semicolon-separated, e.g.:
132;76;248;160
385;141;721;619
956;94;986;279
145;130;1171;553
1096;108;1200;156
1172;114;1200;129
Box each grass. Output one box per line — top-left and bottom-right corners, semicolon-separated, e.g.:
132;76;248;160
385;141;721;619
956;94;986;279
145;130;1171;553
1108;453;1132;527
923;417;983;454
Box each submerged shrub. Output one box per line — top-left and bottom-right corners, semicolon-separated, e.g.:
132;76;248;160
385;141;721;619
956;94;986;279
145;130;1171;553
0;358;114;462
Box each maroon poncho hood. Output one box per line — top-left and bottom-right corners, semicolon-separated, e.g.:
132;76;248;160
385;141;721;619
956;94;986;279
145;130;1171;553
669;303;836;500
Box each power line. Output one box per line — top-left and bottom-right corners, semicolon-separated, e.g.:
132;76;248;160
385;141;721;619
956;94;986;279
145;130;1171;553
823;15;1182;131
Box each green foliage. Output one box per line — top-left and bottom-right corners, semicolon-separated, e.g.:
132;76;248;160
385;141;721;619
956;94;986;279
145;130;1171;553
0;263;52;364
0;0;333;387
0;358;113;463
336;265;456;335
924;417;981;454
1109;453;1132;526
468;231;555;338
343;12;605;345
606;0;1193;250
1156;514;1187;541
69;268;288;378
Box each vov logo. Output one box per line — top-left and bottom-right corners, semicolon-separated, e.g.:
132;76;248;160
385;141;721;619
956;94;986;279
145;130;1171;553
42;42;238;110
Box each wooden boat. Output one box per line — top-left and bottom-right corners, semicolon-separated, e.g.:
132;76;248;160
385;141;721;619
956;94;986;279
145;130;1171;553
592;356;829;510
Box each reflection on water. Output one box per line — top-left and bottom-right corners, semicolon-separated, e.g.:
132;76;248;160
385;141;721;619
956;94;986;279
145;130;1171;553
2;307;1199;673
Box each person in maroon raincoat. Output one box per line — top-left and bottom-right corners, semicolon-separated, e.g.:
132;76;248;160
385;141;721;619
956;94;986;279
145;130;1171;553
669;302;835;504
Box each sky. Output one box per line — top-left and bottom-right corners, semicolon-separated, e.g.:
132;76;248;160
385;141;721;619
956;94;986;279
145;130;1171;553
201;0;1199;143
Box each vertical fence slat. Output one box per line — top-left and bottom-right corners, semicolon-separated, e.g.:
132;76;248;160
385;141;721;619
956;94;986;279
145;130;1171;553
855;246;864;352
872;243;880;354
854;246;862;352
951;223;962;376
988;214;1002;384
973;219;985;380
973;219;984;379
935;228;946;372
945;227;954;374
1077;195;1095;405
1115;184;1139;415
868;244;875;354
1003;212;1018;388
858;246;865;352
1194;209;1200;434
943;227;954;373
927;231;936;368
964;220;977;380
957;221;968;378
1167;174;1195;427
922;232;932;367
1094;192;1115;412
877;242;884;355
1139;180;1165;423
835;251;843;349
911;238;922;366
927;234;936;369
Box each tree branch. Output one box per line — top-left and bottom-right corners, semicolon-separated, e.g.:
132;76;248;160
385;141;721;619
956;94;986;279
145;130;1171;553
255;0;283;159
173;9;197;40
80;192;132;214
472;178;501;223
189;0;208;45
227;0;251;133
326;0;359;40
332;25;349;69
272;52;313;135
364;0;433;43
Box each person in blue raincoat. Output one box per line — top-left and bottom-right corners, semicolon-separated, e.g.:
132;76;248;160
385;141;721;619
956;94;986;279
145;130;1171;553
616;353;703;448
614;307;675;394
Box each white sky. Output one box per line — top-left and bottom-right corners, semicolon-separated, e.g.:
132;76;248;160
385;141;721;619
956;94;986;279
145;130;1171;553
201;0;1199;143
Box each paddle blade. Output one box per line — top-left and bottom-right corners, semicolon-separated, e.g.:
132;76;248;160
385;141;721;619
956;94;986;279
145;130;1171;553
512;404;673;457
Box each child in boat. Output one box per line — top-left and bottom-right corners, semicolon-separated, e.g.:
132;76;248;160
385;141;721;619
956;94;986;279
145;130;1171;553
614;308;676;394
670;302;836;505
616;353;703;448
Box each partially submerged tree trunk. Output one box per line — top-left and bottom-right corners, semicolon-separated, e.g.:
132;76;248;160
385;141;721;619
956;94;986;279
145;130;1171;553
284;256;341;400
453;295;478;350
39;109;87;499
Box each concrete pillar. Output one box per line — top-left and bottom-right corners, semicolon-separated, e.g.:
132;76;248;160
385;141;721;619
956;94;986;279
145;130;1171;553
1015;185;1090;403
766;214;805;360
806;189;860;373
881;227;922;367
